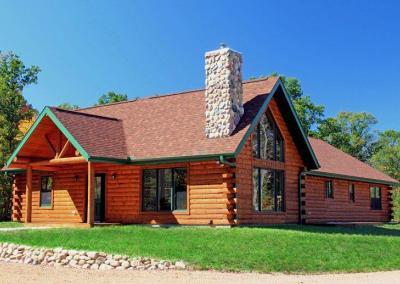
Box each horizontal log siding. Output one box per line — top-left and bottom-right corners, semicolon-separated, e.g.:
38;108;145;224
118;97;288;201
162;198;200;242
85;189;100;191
12;161;234;225
236;97;305;224
304;175;391;223
13;166;87;223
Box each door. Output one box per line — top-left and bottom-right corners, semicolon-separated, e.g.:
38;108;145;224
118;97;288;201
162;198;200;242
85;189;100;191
94;174;106;222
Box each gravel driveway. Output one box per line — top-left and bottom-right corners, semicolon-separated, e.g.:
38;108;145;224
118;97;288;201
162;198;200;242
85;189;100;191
0;262;399;284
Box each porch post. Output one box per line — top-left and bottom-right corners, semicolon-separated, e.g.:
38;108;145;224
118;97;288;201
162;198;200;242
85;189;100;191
87;162;95;227
25;165;32;223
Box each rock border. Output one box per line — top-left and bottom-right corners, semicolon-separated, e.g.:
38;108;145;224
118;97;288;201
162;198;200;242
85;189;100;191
0;242;186;271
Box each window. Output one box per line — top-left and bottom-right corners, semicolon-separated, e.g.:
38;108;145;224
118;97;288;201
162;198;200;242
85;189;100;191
40;176;53;207
253;168;284;212
349;184;355;202
142;168;187;211
252;113;284;161
325;181;333;199
370;186;382;210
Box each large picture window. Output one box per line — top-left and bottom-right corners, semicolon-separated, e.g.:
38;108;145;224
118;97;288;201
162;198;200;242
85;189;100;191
252;113;284;161
370;186;382;210
40;176;53;207
142;168;187;212
252;168;284;212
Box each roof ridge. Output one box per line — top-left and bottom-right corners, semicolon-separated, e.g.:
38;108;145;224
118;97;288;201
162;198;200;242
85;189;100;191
309;137;397;182
50;107;121;121
76;77;275;112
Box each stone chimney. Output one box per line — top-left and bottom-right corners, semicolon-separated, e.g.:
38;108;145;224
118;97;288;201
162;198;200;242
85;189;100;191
205;45;244;138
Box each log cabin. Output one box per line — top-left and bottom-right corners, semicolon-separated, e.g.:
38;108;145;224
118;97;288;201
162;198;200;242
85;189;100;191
2;46;398;227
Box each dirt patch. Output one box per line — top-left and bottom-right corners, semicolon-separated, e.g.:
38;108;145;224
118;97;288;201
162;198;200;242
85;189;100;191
0;261;399;284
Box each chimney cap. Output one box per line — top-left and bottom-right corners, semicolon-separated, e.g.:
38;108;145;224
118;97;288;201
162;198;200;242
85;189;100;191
219;43;227;49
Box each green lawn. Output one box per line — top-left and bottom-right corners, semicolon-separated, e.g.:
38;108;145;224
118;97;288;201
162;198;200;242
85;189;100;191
0;222;23;228
0;224;399;273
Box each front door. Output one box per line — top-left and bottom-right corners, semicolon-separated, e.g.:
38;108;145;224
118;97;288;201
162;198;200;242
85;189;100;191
94;174;106;223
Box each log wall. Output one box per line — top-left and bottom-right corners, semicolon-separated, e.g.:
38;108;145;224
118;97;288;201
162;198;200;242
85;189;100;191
303;175;391;223
12;161;235;225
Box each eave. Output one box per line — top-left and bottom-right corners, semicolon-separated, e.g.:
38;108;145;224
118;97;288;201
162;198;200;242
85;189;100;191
304;170;399;186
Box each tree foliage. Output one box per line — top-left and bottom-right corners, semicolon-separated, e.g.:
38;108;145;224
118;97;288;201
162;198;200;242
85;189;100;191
370;130;400;181
97;91;128;105
270;73;325;135
0;51;40;220
58;102;79;110
314;112;378;162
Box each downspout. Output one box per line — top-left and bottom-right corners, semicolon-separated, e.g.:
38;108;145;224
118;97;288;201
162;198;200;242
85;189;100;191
218;155;236;167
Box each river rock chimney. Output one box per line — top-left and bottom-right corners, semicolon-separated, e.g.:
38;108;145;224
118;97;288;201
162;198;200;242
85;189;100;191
204;45;244;138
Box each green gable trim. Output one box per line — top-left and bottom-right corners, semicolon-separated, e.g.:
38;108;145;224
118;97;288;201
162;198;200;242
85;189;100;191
278;80;320;169
234;79;320;169
305;170;399;186
6;106;90;167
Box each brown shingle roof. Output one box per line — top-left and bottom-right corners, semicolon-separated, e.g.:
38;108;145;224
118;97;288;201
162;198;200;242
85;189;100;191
74;77;279;160
308;137;398;184
49;107;128;159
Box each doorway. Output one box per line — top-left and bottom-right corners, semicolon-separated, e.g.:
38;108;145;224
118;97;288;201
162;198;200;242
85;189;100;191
94;174;106;222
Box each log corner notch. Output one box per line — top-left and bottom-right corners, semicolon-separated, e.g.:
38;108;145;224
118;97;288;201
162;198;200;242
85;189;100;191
87;161;95;227
25;165;32;223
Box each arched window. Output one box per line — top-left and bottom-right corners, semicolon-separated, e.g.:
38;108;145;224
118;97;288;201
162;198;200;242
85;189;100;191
252;113;284;161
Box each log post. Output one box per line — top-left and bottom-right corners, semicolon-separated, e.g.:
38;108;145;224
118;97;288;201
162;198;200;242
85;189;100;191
87;162;95;227
25;165;32;223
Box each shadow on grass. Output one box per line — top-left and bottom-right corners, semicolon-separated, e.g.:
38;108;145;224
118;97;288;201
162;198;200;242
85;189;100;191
246;223;400;237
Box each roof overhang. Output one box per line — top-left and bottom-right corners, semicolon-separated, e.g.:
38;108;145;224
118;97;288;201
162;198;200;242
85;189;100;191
88;152;235;165
305;170;399;186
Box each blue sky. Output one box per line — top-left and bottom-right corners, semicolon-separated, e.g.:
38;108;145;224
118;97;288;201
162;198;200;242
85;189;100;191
1;0;399;130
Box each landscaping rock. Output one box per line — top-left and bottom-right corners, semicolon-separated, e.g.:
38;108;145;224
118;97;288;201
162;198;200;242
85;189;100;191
175;261;186;269
0;242;188;272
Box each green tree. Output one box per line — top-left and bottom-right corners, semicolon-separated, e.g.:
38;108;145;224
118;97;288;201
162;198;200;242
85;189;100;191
0;51;40;220
270;73;325;135
370;130;400;221
58;102;79;110
370;130;400;181
97;91;128;105
314;112;378;162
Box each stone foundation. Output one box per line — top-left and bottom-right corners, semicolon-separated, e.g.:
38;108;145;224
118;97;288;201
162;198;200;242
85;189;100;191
0;242;186;271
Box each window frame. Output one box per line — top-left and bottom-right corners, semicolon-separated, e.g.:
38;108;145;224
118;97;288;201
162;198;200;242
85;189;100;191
324;180;334;199
40;176;53;208
141;167;188;213
348;183;355;203
253;167;285;212
252;112;284;162
370;186;382;210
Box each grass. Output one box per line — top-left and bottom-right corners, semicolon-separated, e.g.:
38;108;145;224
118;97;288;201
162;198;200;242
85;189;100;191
0;224;399;273
0;222;22;228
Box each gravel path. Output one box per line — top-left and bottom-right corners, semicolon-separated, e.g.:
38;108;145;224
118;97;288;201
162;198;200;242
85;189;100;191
0;261;399;284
